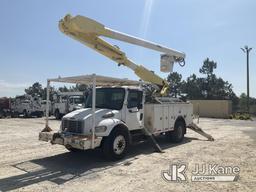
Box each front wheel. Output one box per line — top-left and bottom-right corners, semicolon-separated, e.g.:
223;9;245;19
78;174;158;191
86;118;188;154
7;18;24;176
55;109;61;120
102;128;129;160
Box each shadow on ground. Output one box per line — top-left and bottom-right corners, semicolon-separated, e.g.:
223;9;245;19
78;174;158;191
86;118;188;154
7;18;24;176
0;136;202;191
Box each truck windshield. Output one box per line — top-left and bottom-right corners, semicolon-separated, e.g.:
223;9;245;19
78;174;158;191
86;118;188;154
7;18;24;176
85;88;125;110
72;96;84;104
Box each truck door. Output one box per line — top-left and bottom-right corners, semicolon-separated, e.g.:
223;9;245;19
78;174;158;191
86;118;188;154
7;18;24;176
125;90;144;130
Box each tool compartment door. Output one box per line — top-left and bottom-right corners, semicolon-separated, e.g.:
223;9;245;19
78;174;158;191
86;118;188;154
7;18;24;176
163;106;169;131
154;105;163;132
168;104;175;131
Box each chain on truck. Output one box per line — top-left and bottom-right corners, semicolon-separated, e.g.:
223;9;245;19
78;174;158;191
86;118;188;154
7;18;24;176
39;14;214;160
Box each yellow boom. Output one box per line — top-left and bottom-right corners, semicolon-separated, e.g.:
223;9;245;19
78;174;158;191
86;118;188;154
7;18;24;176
59;14;185;96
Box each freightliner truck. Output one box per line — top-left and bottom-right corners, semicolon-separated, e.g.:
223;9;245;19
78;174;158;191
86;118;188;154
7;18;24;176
39;15;213;160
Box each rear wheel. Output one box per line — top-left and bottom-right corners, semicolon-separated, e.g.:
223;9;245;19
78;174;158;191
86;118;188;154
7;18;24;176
37;111;43;118
0;110;3;118
11;111;19;118
23;110;28;118
102;127;129;160
166;120;185;143
55;109;61;120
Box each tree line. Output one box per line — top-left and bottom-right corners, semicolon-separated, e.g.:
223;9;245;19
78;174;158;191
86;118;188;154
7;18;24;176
22;58;256;112
24;83;88;101
166;58;256;112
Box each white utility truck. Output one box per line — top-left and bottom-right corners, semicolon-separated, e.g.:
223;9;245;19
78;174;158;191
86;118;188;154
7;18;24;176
39;15;213;160
52;92;85;119
12;95;43;117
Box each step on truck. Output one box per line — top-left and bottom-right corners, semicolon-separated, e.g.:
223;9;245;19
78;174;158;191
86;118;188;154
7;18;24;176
39;15;213;160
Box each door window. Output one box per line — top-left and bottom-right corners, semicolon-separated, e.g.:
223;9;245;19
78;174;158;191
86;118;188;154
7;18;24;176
127;90;142;109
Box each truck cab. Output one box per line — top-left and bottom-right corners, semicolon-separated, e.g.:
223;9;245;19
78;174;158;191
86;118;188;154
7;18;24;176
61;87;144;136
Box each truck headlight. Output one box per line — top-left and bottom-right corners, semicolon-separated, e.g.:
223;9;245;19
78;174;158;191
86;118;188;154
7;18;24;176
95;126;107;133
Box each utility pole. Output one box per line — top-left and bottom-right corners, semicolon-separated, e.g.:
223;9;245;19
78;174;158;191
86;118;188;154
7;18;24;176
241;46;252;113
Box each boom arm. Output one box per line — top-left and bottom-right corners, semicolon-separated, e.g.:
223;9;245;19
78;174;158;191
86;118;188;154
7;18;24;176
59;14;185;96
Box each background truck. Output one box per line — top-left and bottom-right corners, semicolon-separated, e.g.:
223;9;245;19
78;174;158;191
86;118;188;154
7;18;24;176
40;15;213;160
52;91;85;119
12;95;43;117
0;97;12;118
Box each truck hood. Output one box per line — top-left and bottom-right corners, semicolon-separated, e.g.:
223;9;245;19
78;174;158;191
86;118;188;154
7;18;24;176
62;108;121;135
63;108;120;120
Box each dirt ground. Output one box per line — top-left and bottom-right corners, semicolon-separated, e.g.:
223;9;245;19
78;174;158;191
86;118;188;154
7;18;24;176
0;117;255;192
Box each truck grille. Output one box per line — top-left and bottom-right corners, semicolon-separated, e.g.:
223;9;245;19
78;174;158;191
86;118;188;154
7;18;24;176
62;119;83;134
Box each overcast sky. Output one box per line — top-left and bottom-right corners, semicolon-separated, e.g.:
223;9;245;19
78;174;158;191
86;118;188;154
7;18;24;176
0;0;255;97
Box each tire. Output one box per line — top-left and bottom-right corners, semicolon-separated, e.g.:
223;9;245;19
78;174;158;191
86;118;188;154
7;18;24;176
23;110;28;118
55;109;61;120
102;127;130;160
37;111;43;118
166;120;185;143
11;111;18;118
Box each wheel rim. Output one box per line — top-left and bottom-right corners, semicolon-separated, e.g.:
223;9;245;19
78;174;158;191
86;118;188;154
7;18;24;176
177;125;183;139
113;135;126;155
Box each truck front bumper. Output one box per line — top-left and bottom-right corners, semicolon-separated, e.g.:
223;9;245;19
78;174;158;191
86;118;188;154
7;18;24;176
39;132;102;150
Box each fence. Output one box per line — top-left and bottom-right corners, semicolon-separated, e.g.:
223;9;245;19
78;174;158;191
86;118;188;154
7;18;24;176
190;100;232;118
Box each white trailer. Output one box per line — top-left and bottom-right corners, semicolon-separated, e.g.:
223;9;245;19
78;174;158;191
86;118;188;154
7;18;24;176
39;74;194;160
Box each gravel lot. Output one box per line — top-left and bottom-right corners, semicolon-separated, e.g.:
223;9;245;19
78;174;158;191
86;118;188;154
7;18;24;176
0;117;255;192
